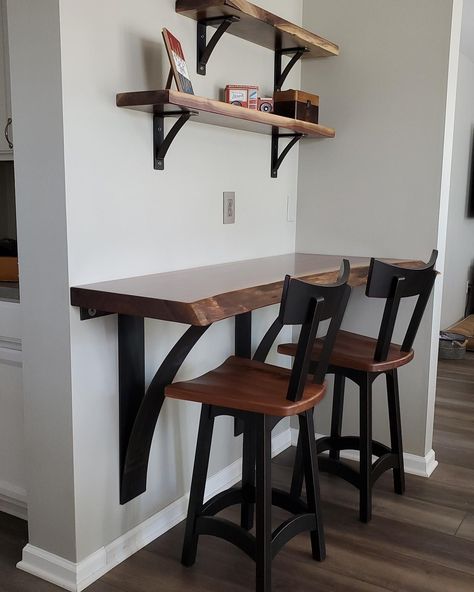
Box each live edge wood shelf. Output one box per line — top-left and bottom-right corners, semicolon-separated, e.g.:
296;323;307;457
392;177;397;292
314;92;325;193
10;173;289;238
116;90;335;176
175;0;340;66
116;0;339;177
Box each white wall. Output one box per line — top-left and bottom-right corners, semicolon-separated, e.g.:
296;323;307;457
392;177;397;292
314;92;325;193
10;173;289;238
442;51;474;327
296;0;458;457
7;0;77;560
0;0;12;158
9;0;303;570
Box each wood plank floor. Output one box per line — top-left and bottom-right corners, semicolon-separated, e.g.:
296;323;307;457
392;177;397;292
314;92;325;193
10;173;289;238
1;354;473;591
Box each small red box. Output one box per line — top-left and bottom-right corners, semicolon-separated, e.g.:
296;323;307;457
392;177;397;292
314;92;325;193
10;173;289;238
225;85;259;109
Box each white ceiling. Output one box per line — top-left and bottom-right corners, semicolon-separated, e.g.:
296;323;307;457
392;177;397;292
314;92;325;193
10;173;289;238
462;0;474;60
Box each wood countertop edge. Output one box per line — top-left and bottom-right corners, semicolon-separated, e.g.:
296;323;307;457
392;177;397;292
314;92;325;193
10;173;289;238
70;287;202;326
70;259;425;326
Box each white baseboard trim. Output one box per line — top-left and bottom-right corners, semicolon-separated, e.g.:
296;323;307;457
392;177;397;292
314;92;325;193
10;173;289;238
0;480;27;520
290;428;438;478
17;427;293;592
18;546;106;592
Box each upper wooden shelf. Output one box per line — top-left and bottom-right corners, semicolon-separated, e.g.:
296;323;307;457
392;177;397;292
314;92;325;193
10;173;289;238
116;90;335;139
175;0;340;59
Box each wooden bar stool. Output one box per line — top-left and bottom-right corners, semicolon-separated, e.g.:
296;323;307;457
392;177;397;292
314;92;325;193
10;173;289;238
165;262;351;592
278;251;438;523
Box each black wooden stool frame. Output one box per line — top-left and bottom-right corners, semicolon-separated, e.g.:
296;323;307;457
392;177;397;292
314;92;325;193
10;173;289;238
182;405;325;592
177;263;352;592
291;366;404;523
290;251;438;523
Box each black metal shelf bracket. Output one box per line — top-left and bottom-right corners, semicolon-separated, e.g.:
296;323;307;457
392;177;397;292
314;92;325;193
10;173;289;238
274;47;309;92
197;15;241;75
271;130;304;178
153;111;197;170
79;308;112;321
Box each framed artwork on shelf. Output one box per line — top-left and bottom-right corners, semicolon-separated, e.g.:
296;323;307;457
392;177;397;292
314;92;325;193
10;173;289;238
162;28;194;94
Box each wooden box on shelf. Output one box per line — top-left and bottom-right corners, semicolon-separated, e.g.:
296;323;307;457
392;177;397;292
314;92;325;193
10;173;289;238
274;90;319;124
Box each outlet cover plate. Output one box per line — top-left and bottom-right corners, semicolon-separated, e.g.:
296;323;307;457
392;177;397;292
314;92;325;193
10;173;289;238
223;192;235;224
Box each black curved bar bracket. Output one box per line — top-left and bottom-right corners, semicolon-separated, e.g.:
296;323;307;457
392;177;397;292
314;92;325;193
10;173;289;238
271;130;304;178
197;16;240;75
274;47;309;92
119;316;210;504
154;111;197;170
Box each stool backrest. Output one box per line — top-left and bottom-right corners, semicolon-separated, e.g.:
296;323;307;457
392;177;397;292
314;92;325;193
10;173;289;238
366;250;438;362
278;260;352;402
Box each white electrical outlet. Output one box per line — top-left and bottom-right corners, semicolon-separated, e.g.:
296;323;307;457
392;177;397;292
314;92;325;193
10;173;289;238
223;192;235;224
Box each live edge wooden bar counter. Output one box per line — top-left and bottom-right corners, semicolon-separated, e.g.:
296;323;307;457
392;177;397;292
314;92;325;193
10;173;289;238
70;253;422;504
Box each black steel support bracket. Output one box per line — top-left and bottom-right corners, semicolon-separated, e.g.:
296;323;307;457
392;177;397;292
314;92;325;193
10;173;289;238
235;311;252;359
274;47;309;92
271;130;304;178
197;16;240;75
119;318;210;503
153;111;196;170
80;309;253;503
79;308;113;321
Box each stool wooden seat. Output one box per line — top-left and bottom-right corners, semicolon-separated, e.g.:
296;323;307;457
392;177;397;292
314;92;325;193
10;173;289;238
166;356;326;416
278;251;438;523
165;262;351;592
278;330;414;373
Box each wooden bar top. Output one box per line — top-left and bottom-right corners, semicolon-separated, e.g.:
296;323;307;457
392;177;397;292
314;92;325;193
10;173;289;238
70;253;423;326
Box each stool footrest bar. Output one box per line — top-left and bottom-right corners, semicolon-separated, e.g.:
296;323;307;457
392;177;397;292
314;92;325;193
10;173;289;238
317;435;391;458
201;487;245;517
272;488;308;515
318;457;361;489
271;514;317;559
195;516;257;560
371;453;399;484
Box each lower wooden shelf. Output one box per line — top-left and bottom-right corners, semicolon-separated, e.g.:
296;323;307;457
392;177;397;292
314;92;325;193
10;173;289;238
116;90;335;177
116;89;335;138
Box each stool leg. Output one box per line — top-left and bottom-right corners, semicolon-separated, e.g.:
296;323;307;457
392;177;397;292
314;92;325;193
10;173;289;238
329;374;345;461
300;410;326;561
182;404;215;567
359;374;373;523
241;423;256;530
255;414;272;592
290;433;304;499
386;369;405;495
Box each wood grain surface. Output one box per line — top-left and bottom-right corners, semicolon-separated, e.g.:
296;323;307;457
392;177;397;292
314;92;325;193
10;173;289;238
116;90;336;138
175;0;340;58
278;330;415;372
70;253;424;325
2;355;474;591
165;355;326;416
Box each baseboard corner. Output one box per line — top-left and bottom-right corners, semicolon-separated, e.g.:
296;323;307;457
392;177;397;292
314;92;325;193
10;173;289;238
17;428;293;591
